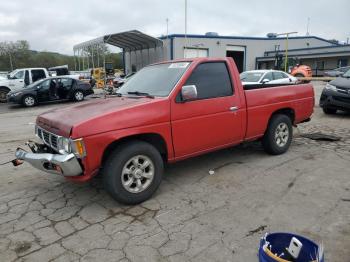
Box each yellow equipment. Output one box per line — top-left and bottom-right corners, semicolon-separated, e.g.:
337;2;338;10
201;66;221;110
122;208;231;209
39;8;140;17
91;68;106;89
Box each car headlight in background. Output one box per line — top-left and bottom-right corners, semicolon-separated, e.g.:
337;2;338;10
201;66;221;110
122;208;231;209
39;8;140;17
325;83;337;92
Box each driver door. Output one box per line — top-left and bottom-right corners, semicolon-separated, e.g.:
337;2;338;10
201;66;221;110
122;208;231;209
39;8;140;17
9;70;25;91
171;62;244;158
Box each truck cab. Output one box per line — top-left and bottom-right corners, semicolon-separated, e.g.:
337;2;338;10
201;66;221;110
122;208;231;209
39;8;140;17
0;68;49;102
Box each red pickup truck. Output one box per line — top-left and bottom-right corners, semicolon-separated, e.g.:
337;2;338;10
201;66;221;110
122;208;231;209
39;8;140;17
15;58;314;204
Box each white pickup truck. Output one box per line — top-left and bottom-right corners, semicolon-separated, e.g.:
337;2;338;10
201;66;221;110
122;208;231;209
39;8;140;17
0;68;49;102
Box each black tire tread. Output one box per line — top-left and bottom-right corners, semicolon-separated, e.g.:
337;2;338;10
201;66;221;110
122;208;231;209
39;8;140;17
262;114;293;155
103;140;163;205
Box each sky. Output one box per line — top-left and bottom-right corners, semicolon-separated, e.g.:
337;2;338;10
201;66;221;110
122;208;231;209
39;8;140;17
0;0;349;54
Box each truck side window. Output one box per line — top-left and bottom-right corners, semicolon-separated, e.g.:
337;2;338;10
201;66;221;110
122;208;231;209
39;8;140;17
13;70;24;79
184;62;233;100
31;70;46;82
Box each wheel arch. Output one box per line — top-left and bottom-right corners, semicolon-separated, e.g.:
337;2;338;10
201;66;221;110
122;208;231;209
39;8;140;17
101;133;168;165
268;108;295;126
0;86;11;92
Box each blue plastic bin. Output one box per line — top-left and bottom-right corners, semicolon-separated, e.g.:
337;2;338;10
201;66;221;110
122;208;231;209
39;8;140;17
258;232;324;262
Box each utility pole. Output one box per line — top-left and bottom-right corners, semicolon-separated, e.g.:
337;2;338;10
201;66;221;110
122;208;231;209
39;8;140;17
184;0;188;57
276;32;298;72
306;17;310;36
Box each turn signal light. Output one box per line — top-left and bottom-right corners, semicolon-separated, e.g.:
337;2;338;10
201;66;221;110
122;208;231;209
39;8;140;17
72;139;86;158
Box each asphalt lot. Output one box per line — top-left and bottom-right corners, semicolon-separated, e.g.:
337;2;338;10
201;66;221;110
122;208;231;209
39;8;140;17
0;82;349;262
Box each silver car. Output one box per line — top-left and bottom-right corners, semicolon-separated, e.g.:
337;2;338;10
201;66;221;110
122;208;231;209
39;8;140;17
240;70;298;85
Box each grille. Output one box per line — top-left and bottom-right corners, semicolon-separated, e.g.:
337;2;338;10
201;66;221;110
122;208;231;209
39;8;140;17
334;96;350;103
36;126;60;150
336;88;350;95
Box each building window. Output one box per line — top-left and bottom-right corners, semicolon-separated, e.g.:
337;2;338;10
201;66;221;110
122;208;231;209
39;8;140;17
337;58;348;67
184;48;208;58
316;61;325;70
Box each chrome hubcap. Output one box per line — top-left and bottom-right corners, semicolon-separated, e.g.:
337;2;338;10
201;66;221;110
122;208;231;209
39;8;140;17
121;155;154;193
75;92;84;100
24;97;35;106
275;123;289;147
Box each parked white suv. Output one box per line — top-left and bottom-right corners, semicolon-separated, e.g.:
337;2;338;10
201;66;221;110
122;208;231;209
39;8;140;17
0;68;49;102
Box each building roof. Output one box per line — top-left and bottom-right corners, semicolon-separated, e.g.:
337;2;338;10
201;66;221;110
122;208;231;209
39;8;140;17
73;30;163;52
161;34;340;46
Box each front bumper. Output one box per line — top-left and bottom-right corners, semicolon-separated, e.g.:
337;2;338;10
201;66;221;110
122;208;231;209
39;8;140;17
15;148;83;177
7;95;21;104
319;89;350;110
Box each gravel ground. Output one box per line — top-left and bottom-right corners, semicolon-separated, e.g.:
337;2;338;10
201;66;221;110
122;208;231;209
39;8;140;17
0;82;349;262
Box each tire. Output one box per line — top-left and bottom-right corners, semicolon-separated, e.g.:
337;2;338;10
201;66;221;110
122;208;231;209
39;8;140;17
73;90;84;101
322;107;337;114
103;141;164;205
262;114;293;155
0;87;10;103
22;95;36;107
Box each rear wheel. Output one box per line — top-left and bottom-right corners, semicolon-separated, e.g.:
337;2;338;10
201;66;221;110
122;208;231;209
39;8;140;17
262;114;293;155
73;90;84;101
22;95;36;107
323;107;337;114
103;141;163;205
0;87;10;103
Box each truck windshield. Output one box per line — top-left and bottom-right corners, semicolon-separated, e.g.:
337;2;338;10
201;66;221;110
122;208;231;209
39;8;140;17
240;72;264;82
118;62;190;97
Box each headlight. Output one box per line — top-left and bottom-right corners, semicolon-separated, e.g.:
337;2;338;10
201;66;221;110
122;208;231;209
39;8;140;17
58;137;71;154
13;91;23;96
325;83;337;92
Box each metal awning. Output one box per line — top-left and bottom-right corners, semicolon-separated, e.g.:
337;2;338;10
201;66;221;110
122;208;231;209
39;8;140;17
73;30;163;52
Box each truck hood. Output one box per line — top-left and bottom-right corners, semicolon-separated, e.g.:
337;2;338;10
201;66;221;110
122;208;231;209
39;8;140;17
36;96;170;138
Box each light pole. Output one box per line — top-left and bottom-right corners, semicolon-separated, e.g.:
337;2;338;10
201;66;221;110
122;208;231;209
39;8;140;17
184;0;188;57
275;32;298;72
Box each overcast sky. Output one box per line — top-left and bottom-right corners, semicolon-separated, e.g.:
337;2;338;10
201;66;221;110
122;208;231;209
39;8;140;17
0;0;349;54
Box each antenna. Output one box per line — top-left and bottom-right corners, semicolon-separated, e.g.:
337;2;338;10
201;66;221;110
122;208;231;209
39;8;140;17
184;0;188;57
306;17;310;36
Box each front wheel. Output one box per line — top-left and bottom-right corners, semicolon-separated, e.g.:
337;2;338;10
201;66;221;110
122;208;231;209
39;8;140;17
73;90;84;101
262;114;293;155
22;95;36;107
0;87;10;103
103;141;164;205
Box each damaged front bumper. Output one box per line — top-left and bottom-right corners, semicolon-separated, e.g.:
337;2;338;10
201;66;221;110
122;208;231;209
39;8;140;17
15;147;83;177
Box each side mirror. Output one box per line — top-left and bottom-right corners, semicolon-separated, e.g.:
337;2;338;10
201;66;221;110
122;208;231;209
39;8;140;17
181;85;197;101
262;79;270;84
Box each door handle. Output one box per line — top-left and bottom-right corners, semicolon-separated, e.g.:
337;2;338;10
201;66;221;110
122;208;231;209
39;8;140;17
229;106;238;112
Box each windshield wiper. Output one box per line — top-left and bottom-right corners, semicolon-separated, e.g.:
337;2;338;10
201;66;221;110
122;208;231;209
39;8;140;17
127;91;154;98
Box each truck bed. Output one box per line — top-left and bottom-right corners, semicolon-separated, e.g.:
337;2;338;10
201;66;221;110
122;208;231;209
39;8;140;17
243;83;314;140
